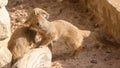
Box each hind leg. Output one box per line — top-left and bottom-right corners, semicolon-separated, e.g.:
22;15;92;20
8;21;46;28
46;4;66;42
67;41;82;57
64;40;77;57
70;46;83;58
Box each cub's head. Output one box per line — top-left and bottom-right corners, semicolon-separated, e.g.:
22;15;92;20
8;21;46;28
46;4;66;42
24;8;50;31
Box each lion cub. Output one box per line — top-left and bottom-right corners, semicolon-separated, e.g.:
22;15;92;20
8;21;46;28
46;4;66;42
24;8;91;56
8;26;37;64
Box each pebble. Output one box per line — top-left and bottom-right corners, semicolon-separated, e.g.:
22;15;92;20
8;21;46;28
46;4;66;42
90;59;97;64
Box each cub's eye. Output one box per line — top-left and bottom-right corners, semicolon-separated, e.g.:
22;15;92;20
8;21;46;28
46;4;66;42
41;13;49;19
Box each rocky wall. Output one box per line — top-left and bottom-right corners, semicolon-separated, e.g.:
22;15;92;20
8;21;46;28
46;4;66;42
81;0;120;45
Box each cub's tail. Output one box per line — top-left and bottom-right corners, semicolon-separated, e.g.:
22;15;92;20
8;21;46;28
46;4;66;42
80;30;120;47
80;30;91;38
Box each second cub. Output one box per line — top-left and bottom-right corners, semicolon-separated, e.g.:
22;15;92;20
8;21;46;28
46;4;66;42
24;8;91;56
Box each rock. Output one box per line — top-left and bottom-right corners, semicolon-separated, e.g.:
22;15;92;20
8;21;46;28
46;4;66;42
90;59;97;64
0;0;12;67
83;0;120;45
104;56;111;61
12;47;52;68
0;0;11;40
0;46;12;68
0;7;11;40
0;0;8;7
0;22;8;40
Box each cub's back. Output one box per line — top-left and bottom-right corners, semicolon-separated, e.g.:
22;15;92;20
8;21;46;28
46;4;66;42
51;20;80;36
8;26;37;54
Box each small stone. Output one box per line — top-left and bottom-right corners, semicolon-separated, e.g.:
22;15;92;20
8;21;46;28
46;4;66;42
90;59;97;64
104;55;111;61
106;49;112;53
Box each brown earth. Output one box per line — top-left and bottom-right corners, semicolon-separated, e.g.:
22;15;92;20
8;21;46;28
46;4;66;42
7;0;120;68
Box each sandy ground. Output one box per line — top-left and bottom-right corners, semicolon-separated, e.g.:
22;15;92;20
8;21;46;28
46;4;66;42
7;0;120;68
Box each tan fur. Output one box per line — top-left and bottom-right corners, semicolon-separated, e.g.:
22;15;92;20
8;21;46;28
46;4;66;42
25;8;91;56
8;26;37;64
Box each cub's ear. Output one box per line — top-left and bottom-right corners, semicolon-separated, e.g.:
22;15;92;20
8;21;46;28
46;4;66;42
33;8;50;19
34;9;40;15
41;12;49;19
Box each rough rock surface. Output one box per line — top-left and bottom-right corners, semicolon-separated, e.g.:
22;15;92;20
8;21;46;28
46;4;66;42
0;7;11;40
0;0;12;67
0;23;8;40
12;47;52;68
83;0;120;45
0;46;12;68
0;0;8;7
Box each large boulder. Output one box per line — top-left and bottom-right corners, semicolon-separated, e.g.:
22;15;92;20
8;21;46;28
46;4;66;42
0;0;11;45
0;46;12;68
0;7;11;41
0;0;12;67
80;0;120;45
12;47;52;68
